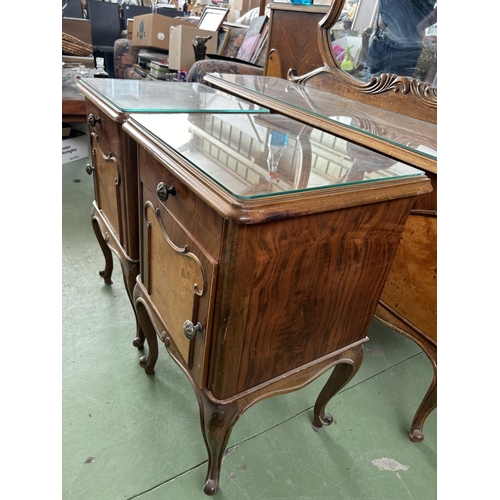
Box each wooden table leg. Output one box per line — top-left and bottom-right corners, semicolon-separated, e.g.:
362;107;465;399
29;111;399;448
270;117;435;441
375;304;437;442
409;343;437;442
91;205;113;285
312;344;364;432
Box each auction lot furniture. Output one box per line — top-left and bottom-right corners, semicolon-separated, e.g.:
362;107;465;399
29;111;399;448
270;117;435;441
76;1;436;494
122;110;431;494
76;78;267;347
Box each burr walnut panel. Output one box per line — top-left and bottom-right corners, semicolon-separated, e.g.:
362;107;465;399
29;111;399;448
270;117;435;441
379;213;437;343
141;183;218;387
89;133;123;246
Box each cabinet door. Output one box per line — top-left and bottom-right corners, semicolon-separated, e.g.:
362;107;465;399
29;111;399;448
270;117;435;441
89;131;126;248
141;183;217;387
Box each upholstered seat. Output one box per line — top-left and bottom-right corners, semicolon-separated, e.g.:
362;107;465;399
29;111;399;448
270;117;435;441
114;38;145;80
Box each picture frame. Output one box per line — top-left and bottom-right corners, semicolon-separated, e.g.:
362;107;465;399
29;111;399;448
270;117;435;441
217;27;231;55
197;6;229;32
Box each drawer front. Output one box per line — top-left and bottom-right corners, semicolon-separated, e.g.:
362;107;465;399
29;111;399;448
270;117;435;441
85;100;121;156
140;183;218;387
139;146;222;260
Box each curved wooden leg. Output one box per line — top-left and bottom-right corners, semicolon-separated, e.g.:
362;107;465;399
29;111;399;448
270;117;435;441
91;212;113;285
409;344;437;442
133;317;146;350
198;395;241;496
134;298;159;375
120;259;144;350
312;344;364;432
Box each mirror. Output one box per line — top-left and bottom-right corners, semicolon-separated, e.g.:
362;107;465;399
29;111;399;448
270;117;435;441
327;0;437;86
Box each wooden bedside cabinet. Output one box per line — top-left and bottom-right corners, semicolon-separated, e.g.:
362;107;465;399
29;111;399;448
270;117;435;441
123;111;431;495
75;79;268;349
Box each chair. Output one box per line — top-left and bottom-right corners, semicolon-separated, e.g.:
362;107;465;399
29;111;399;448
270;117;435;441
62;0;84;19
86;0;122;49
121;5;153;31
114;39;147;80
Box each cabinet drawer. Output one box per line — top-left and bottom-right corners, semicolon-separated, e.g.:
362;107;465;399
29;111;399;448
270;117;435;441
85;100;121;156
138;146;222;260
141;183;218;387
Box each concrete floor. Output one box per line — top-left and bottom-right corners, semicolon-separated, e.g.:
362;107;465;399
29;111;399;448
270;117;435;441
62;156;437;499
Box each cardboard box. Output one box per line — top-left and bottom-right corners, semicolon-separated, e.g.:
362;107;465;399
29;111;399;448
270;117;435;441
132;13;191;51
62;130;89;165
168;24;218;71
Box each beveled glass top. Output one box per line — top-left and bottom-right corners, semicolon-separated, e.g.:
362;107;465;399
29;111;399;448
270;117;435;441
128;112;424;200
205;73;437;163
79;78;269;113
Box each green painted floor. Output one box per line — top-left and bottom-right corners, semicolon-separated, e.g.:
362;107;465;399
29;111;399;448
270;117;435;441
62;156;437;500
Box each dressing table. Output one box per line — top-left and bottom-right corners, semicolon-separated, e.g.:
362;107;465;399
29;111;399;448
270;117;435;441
206;0;437;443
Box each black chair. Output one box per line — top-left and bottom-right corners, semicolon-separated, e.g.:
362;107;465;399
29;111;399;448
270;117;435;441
156;6;182;19
86;0;123;77
86;0;122;49
62;0;84;19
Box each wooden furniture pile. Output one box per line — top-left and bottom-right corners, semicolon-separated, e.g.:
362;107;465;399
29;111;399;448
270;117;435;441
76;1;436;495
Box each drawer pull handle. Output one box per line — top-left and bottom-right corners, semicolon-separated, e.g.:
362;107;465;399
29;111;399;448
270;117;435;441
183;320;203;341
156;182;176;202
87;113;101;127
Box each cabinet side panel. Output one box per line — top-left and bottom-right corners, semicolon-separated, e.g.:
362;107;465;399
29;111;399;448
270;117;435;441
209;197;415;399
379;214;437;342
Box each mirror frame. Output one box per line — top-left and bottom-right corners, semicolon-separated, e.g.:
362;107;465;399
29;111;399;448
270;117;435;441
288;0;437;124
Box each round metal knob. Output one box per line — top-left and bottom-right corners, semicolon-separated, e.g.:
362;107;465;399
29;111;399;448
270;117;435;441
156;182;176;202
87;113;101;127
183;320;202;340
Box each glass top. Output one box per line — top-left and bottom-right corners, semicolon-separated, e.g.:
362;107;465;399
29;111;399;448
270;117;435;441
205;74;437;162
128;112;424;200
79;78;268;114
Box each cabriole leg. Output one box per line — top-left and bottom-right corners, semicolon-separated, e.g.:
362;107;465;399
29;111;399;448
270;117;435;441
91;212;113;285
198;395;241;496
312;344;364;432
409;344;437;442
134;299;158;375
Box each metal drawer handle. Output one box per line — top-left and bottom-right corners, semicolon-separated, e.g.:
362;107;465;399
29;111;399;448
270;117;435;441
183;320;203;341
87;113;101;127
156;182;176;202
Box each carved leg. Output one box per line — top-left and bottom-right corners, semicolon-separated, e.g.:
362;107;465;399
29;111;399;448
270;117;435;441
120;259;144;350
198;394;241;496
312;344;364;432
133;318;146;350
409;344;437;442
91;213;113;285
134;299;158;375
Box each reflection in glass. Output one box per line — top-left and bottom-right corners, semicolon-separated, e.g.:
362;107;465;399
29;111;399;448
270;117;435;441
128;112;424;200
331;0;437;85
